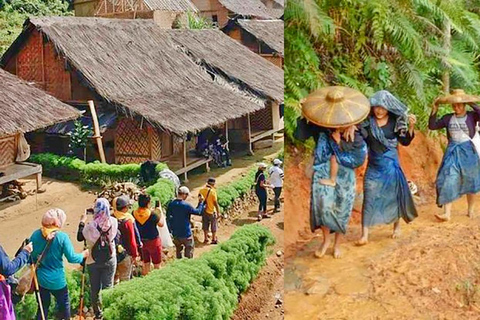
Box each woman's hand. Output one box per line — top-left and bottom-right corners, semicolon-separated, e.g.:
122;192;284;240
24;242;33;253
342;125;357;142
331;130;341;144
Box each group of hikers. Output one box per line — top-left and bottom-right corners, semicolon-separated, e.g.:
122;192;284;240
0;155;284;320
298;88;480;259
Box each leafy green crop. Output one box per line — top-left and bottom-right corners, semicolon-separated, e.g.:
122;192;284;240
101;224;275;320
29;153;170;187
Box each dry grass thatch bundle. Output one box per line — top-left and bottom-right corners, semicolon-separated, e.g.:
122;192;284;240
0;69;80;137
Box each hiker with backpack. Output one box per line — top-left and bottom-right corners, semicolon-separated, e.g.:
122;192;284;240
77;198;118;320
112;196;141;283
133;194;164;275
0;242;32;320
30;208;88;320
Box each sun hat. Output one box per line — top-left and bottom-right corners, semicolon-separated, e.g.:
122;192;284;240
301;86;370;128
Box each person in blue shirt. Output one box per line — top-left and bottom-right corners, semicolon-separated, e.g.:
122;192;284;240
166;186;205;259
0;242;32;320
30;208;89;320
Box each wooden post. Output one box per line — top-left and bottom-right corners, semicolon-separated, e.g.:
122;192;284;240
88;100;107;163
247;113;253;155
183;136;188;182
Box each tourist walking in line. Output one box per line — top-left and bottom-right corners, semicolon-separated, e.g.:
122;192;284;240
133;194;164;275
269;159;284;213
429;90;480;221
166;186;205;259
0;241;32;320
30;209;88;320
199;178;221;244
77;198;118;320
356;90;418;246
255;163;270;221
112;196;140;283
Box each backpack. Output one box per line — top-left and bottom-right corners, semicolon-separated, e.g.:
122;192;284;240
114;220;128;264
91;226;113;264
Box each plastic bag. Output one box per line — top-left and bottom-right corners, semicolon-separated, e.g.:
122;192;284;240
157;215;174;248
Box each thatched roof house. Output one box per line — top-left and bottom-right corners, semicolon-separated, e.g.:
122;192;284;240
75;0;198;29
190;0;272;27
0;69;80;138
0;69;80;189
1;17;283;178
223;19;284;67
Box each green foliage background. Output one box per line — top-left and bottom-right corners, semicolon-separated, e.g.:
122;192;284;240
285;0;480;140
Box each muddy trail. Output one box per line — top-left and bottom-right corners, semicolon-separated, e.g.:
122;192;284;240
284;134;480;320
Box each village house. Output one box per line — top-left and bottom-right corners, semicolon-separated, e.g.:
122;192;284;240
222;19;284;67
1;17;283;180
190;0;273;27
74;0;198;28
0;68;80;196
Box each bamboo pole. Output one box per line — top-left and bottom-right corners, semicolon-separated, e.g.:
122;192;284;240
88;100;106;163
247;113;253;155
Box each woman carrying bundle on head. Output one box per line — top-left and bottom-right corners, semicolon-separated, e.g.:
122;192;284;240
429;89;480;221
356;90;418;246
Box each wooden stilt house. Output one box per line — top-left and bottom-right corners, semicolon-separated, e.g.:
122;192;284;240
0;69;80;192
1;17;283;180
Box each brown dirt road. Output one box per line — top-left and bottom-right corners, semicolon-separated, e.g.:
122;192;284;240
284;132;480;320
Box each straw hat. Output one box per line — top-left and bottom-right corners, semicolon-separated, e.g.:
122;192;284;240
437;89;480;104
300;86;370;128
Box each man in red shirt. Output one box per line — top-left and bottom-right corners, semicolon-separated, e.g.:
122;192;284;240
113;196;140;282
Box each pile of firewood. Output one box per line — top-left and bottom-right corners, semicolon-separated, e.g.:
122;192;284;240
96;182;143;203
0;180;30;202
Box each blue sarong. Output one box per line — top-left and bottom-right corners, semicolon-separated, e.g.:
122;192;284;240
310;132;367;234
436;140;480;206
363;148;418;226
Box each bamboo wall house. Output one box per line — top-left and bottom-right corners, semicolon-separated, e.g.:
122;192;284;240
223;19;284;67
74;0;198;29
0;17;283;180
0;69;80;193
190;0;274;27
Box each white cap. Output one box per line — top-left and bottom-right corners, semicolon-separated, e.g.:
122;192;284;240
178;186;190;195
273;159;282;165
258;162;267;169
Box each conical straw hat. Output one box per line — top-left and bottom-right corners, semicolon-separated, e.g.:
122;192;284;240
300;86;370;128
437;89;480;104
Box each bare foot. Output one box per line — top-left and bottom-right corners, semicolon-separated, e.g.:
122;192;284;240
392;230;401;239
333;247;342;259
435;214;450;222
314;243;329;258
355;238;368;246
319;179;336;187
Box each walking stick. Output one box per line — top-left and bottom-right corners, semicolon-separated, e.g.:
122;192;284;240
32;265;46;320
79;240;87;320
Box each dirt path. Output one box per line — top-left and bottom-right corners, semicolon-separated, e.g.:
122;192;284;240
285;195;480;320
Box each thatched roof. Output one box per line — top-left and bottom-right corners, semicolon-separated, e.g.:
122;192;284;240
143;0;198;12
236;19;284;56
0;69;80;137
166;29;284;102
2;17;270;135
218;0;272;18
